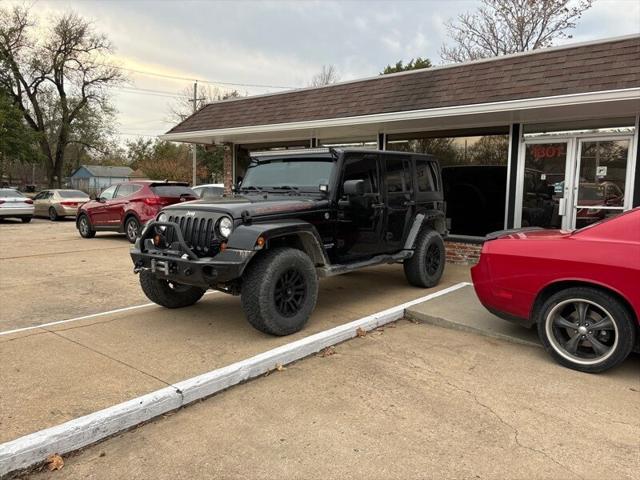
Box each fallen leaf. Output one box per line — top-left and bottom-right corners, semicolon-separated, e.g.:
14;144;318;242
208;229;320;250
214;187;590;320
47;454;64;471
318;346;336;357
356;327;367;337
276;363;286;371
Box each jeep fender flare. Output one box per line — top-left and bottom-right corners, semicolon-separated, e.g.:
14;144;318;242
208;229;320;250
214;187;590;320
226;220;329;266
403;210;447;250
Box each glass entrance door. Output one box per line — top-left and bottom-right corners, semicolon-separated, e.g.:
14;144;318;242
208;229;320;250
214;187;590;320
519;141;572;229
572;138;631;229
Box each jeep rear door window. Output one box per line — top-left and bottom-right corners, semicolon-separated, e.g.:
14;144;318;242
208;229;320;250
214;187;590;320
385;156;412;194
415;159;436;192
242;159;334;189
150;185;196;197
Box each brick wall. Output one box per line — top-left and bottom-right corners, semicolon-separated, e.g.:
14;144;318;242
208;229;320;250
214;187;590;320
445;240;482;265
223;144;233;193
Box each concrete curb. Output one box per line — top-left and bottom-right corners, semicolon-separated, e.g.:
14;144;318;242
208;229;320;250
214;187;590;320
0;282;470;477
405;309;541;348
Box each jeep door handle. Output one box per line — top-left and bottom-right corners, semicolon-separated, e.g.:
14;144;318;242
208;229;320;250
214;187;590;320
403;200;416;207
372;203;385;210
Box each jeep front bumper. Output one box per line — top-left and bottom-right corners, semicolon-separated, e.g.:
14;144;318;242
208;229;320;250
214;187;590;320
130;221;256;288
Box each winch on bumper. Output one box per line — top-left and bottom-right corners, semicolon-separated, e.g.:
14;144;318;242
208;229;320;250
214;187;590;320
130;220;255;288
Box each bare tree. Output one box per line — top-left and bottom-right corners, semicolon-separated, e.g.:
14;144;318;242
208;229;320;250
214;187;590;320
168;84;241;124
0;5;122;186
440;0;594;63
308;64;339;87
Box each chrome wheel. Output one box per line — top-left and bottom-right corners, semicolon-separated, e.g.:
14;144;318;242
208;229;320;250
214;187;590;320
545;298;618;366
126;218;139;242
79;217;89;235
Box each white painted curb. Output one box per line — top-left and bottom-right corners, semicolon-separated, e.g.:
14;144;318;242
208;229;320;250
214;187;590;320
0;282;470;476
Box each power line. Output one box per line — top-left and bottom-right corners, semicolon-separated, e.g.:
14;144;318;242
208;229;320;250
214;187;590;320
115;131;161;137
110;86;190;99
112;65;296;90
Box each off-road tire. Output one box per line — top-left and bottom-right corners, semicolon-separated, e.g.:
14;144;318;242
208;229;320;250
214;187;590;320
125;216;140;243
403;227;445;288
21;217;32;223
241;247;318;336
48;207;59;221
77;214;96;238
139;270;206;308
536;287;636;373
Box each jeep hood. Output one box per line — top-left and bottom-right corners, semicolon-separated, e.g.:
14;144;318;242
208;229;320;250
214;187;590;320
162;195;327;218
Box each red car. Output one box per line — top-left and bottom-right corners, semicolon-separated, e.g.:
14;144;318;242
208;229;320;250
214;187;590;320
77;181;197;243
471;208;640;373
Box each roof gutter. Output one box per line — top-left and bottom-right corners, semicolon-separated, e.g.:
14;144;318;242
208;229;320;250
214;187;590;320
161;88;640;143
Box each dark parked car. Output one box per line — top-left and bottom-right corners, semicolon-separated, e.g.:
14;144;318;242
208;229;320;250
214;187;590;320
131;148;447;336
77;181;198;242
472;209;640;373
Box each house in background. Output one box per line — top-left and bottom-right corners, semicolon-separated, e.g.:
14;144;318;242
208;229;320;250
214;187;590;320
70;165;134;196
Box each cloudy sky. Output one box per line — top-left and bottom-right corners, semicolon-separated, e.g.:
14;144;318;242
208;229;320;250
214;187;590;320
25;0;640;142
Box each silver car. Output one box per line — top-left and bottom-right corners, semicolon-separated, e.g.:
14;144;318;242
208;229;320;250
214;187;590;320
192;183;225;198
0;188;34;222
33;189;90;220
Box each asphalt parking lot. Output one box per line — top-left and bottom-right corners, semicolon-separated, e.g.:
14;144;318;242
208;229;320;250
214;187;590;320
1;218;639;479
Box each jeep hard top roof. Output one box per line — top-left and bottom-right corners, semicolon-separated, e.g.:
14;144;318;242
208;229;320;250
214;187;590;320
250;147;438;161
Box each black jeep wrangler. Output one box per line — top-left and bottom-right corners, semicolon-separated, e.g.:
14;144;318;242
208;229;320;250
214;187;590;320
131;148;447;336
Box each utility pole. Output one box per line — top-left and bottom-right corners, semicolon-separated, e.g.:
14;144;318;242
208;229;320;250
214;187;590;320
192;81;198;186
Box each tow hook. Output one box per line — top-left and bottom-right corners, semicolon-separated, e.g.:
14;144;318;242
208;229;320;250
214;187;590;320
133;260;144;274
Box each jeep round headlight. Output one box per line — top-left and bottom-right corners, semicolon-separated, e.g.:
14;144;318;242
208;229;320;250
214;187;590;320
217;216;233;238
156;212;168;232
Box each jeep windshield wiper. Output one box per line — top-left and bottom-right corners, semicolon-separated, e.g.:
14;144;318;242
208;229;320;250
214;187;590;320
270;185;300;195
240;185;264;192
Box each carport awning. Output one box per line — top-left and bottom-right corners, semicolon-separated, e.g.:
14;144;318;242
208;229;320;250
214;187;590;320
161;35;640;145
161;89;640;145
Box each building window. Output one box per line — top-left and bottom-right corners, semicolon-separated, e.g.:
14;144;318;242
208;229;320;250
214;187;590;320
387;132;509;237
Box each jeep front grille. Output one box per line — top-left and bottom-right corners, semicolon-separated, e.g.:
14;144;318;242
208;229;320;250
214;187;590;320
165;214;221;256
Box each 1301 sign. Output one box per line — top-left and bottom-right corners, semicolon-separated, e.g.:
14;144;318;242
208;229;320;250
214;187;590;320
531;145;566;159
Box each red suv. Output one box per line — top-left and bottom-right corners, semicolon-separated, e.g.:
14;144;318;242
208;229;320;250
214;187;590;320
76;181;197;242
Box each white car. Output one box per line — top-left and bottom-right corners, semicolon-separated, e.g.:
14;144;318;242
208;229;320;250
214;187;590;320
0;188;34;222
192;183;225;198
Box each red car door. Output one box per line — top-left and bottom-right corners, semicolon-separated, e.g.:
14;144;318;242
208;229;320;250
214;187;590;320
104;184;133;226
91;185;118;226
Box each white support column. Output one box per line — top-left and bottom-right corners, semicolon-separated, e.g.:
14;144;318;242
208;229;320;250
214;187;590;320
377;133;387;151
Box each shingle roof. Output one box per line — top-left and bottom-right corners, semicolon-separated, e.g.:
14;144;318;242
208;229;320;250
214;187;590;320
77;165;133;177
167;36;640;135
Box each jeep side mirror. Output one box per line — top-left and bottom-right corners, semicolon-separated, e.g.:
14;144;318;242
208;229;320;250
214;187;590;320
343;179;365;196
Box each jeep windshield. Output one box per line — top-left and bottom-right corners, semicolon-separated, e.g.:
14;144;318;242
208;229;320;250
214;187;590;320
240;158;334;193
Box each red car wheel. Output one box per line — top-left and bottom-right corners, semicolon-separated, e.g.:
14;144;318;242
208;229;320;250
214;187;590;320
536;287;636;373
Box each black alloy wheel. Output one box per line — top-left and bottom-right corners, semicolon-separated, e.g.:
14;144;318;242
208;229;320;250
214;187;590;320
425;244;441;276
403;227;445;288
274;269;307;317
241;247;319;336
